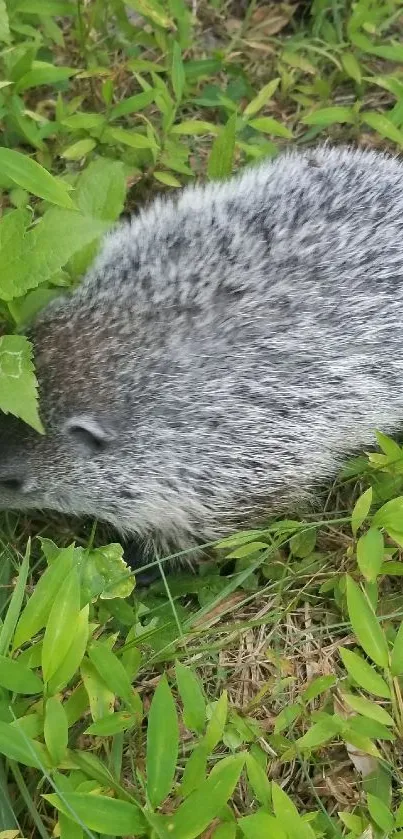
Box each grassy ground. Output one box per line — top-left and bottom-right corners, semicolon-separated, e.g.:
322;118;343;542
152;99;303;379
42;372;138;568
2;0;403;836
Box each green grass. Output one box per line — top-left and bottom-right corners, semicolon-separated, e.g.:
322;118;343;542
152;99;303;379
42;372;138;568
2;0;403;836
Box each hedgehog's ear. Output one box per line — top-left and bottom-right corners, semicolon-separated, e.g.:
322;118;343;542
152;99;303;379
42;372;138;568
63;415;115;455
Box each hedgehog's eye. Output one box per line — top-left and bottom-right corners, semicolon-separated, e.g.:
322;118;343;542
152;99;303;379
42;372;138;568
63;415;114;455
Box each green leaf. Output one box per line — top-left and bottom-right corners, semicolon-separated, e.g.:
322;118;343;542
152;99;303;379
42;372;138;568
0;654;43;694
245;753;271;808
302;106;355;126
171;41;185;102
175;660;206;734
48;605;89;694
341;692;394;726
361;111;403;145
367;793;394;832
372;496;403;531
88;641;138;710
42;566;81;683
170;120;219;135
153;171;181;187
85;711;139;736
243;79;280;118
180;743;208;797
61;139;96;161
390;622;403;676
351;487;373;536
204;691;228;750
271;782;315;838
239;812;286;839
346;576;389;668
339;647;390;698
0;335;43;433
0;542;30;655
146;674;179;808
207;114;237;181
43;793;146;836
81;658;114;722
107;127;157;149
0;147;74;208
163;754;245;839
109;89;155;120
0;0;10;43
125;0;173;28
44;697;68;765
75;159;127;222
341;51;362;83
248;116;292;138
16;62;78;92
302;674;337;702
296;716;343;751
0;720;44;768
14;545;76;649
356;528;384;582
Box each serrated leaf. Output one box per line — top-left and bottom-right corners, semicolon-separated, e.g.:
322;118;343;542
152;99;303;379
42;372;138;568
361;111;403;145
44;697;68;765
243;78;280;118
43;793;146;835
175;660;206;733
13;545;76;649
356;528;384;582
352;487;373;536
0;148;74;208
339;647;390;698
207;114;237;181
302;106;355;126
346;576;389;668
42;566;81;682
146;674;179;808
0;654;43;694
163;754;245;839
341;692;394;726
0;335;43;433
248;116;292;138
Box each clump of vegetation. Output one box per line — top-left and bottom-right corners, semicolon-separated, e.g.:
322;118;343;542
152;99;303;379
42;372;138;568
2;0;403;835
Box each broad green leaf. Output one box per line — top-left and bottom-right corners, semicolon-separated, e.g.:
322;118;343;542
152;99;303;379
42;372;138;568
339;647;390;698
48;605;89;694
239;812;286;839
170;120;219;135
88;641;137;710
346;576;389;668
125;0;173;28
44;697;68;765
163;754;245;839
180;743;208;797
204;691;228;751
81;544;134;602
272;782;315;838
296;716;343;751
342;726;381;757
273;703;301;734
154;170;181;187
391;622;403;676
302;674;337;702
171;41;185;102
0;654;42;694
248;116;292;138
341;52;362;83
341;692;394;726
207;114;237;181
0;720;44;768
0;540;30;655
0;335;43;433
367;794;394;832
81;657;114;722
175;660;206;734
351;487;373;536
13;545;76;649
16;63;78;92
212;825;237;839
107;127;157;150
42;566;81;682
14;0;75;13
245;753;271;808
0;0;10;43
109;89;155;120
372;496;403;531
85;711;139;736
61;139;96;161
243;79;280;118
0;148;74;208
146;674;179;808
227;542;268;559
356;528;384;582
43;793;146;835
302;106;355;126
361;112;403;145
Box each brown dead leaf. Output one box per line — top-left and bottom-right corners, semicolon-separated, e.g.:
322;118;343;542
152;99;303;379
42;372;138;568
250;3;297;36
192;593;246;628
